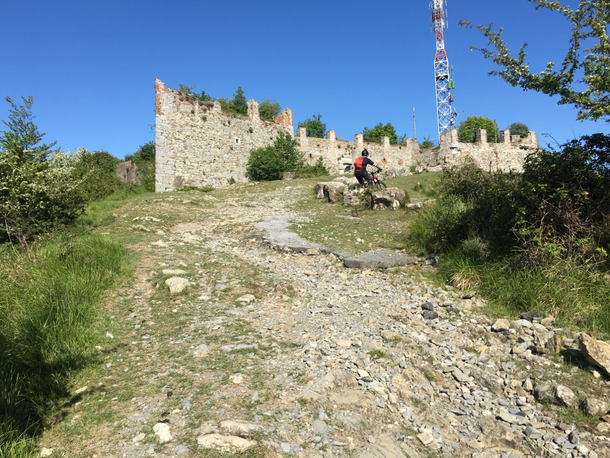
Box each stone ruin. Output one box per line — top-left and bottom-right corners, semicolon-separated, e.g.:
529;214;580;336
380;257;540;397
154;78;538;192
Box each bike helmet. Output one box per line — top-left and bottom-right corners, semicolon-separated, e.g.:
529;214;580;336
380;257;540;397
362;149;369;156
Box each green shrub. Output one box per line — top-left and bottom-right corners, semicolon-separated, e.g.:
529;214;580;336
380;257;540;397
245;132;304;181
0;97;86;248
71;150;122;201
458;116;498;143
516;133;610;264
294;157;329;178
506;122;529;138
125;141;155;192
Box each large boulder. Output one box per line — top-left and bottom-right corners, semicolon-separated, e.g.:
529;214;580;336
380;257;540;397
343;190;363;206
315;182;347;202
579;333;610;376
325;182;347;203
372;187;406;210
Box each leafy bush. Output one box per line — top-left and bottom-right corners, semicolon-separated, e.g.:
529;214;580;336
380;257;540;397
362;123;399;144
419;136;436;149
516;133;610;264
71;149;122;201
298;114;326;138
48;149;83;175
0;97;86;248
125;141;155;192
294;157;329;178
506;122;529;138
245;132;305;181
458;116;498;143
259;99;281;122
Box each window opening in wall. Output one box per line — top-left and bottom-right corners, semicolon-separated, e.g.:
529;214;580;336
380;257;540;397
235;138;240;144
309;153;313;159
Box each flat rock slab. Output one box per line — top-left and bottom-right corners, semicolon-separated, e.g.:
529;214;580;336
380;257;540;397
341;249;420;269
255;216;326;254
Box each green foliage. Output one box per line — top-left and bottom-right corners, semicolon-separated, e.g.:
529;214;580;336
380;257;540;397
259;99;281;122
231;86;248;116
48;149;83;175
362;123;399;144
459;0;610;122
506;122;530;138
0;97;85;248
419;136;436;149
298;114;326;138
294;157;329;179
516;133;610;264
71;150;122;201
0;234;126;450
408;134;610;332
0;96;56;163
458;116;498;143
126;140;155;163
245;132;305;181
125;141;156;192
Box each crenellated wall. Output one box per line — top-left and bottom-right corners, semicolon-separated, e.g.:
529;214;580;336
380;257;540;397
155;78;538;191
155;79;294;192
435;128;538;172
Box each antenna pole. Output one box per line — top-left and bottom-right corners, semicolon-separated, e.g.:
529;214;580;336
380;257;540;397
431;0;456;142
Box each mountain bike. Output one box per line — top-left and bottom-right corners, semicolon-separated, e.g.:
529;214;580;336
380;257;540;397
348;168;387;191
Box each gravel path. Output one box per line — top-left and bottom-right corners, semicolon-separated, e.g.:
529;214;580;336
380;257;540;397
39;183;610;458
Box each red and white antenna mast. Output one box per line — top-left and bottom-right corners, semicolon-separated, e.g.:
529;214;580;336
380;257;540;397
431;0;456;141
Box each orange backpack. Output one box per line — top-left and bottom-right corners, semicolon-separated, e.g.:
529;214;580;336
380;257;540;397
354;156;365;169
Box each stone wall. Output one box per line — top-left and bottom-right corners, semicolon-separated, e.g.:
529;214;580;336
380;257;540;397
155;78;538;191
295;128;419;177
155;79;293;192
434;128;539;172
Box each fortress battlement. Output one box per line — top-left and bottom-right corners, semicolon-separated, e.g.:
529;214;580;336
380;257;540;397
155;78;536;191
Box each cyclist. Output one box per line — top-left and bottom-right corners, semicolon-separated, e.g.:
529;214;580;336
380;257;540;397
353;149;382;187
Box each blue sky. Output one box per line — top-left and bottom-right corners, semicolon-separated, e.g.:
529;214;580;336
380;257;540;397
1;0;604;159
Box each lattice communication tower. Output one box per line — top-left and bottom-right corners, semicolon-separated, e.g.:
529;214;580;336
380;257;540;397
431;0;456;141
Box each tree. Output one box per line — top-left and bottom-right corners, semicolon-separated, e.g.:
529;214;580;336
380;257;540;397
0;97;84;249
419;136;436;149
71;150;122;201
459;0;610;122
230;86;248;116
125;141;155;163
298;114;326;138
458;116;498;143
245;132;304;181
506;122;530;138
1;96;56;162
362;123;398;144
259;99;281;122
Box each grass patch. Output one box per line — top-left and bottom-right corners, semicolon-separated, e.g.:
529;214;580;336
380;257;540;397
368;349;387;360
434;251;610;335
0;232;129;454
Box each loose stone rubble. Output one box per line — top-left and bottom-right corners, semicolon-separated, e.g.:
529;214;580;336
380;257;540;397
39;182;610;458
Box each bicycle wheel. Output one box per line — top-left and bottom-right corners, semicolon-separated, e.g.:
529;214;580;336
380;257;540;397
374;180;387;191
348;183;362;191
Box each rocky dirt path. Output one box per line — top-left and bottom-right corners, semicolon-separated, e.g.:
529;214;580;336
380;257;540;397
41;182;610;458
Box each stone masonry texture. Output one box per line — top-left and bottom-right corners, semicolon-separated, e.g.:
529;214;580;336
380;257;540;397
155;78;538;192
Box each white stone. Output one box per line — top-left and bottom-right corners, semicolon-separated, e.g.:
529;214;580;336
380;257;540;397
197;434;257;452
74;386;88;395
166;276;190;294
237;294;256;303
153;423;172;443
40;448;54;457
162;269;187;275
193;344;210;358
220;420;261;434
